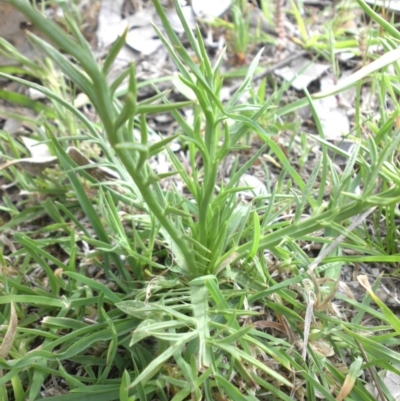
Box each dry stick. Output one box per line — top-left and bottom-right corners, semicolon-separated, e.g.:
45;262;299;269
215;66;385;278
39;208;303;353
356;339;386;401
275;0;286;53
301;206;377;361
307;205;377;301
308;206;377;274
229;50;308;95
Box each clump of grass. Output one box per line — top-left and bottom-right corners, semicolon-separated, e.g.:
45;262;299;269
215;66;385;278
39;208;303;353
1;0;400;400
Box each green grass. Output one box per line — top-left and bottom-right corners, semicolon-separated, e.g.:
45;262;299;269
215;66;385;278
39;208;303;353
1;0;400;400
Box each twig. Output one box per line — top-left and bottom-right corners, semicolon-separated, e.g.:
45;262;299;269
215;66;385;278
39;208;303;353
302;206;376;361
356;339;386;401
308;206;377;273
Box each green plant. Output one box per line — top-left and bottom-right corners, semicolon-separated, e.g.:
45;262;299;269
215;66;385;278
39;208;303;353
1;0;400;400
229;4;252;65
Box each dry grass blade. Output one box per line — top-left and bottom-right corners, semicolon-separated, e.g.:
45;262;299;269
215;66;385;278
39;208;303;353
0;303;18;359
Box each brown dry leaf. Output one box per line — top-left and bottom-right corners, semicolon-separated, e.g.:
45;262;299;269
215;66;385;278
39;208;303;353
309;339;334;358
0;302;18;358
215;252;238;275
336;365;358;401
66;147;119;180
0;143;120;179
338;281;356;300
252;320;287;333
301;279;316;360
0;136;57;175
357;274;373;295
315;277;340;312
0;156;57;176
0;234;17;253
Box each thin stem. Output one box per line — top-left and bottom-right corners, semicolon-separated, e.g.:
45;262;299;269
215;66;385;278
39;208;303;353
111;146;197;276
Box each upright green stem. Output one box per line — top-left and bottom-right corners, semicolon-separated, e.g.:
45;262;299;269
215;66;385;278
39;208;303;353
111;146;197;276
10;0;197;276
198;112;218;262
